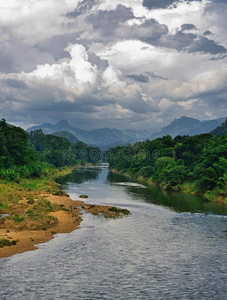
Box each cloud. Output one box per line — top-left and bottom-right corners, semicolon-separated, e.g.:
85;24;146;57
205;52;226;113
66;0;98;18
0;0;80;43
86;4;134;37
127;74;150;83
187;36;227;54
0;0;227;132
163;30;227;54
142;0;177;9
23;44;98;93
116;18;168;42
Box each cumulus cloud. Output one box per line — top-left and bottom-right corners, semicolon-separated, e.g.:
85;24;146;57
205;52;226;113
0;0;227;131
0;0;80;43
21;44;98;93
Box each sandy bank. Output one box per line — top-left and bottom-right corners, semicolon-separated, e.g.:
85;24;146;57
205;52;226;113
0;193;129;258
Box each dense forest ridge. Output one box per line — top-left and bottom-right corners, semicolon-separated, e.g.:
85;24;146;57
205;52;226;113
211;118;227;136
0;118;100;181
107;121;227;203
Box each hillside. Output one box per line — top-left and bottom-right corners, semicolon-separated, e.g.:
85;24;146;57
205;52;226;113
27;120;149;147
149;116;225;140
108;133;227;203
0;119;100;181
52;131;79;143
27;116;226;148
211;118;227;136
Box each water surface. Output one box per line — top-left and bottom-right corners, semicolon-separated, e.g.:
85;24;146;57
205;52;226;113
1;166;226;299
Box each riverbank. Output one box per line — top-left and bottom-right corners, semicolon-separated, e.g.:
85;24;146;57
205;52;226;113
0;169;130;258
110;169;227;204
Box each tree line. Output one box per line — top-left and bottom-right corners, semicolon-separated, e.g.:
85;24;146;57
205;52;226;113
0;119;100;181
108;132;227;202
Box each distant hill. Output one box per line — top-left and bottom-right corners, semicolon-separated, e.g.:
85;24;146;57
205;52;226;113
210;118;227;136
27;120;150;148
149;116;226;140
52;131;79;143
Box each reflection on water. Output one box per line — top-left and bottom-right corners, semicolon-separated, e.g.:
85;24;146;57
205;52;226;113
106;170;227;215
57;167;227;215
57;167;102;185
1;166;226;300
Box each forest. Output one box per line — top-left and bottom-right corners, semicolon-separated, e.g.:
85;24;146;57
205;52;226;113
0;118;227;203
108;130;227;203
0;118;100;181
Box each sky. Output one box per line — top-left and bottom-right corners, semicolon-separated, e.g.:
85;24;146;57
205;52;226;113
0;0;227;131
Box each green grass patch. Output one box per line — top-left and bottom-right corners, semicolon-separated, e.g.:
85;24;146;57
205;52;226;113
108;207;130;215
0;238;18;248
11;214;25;223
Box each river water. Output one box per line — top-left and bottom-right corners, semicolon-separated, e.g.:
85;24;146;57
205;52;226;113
0;166;227;300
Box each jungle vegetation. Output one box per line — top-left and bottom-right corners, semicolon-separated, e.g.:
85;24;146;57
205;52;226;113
108;130;227;203
0;118;100;181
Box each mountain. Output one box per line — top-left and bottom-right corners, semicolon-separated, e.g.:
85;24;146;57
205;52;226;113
149;116;226;140
51;131;79;143
27;120;150;148
210;118;227;136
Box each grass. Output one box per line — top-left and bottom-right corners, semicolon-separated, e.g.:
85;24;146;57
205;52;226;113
108;207;130;215
10;215;25;223
0;167;74;233
0;238;18;248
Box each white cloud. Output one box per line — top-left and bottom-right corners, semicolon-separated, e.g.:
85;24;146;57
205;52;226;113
177;99;199;110
20;44;98;94
146;0;209;34
159;98;176;109
0;0;80;43
0;0;226;130
97;40;176;76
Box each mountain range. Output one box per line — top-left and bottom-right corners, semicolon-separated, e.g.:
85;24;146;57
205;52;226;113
27;116;226;149
27;120;149;149
149;116;226;140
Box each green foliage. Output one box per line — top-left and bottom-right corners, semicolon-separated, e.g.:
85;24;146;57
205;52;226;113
0;120;100;182
11;214;25;223
211;118;227;136
26;198;56;221
108;132;227;201
0;238;18;248
28;129;100;167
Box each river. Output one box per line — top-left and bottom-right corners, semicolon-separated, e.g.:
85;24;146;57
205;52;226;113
0;165;226;299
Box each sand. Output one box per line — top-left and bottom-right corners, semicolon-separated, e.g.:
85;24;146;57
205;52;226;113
0;193;123;258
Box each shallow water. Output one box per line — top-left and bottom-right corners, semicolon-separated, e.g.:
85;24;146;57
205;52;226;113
0;166;226;300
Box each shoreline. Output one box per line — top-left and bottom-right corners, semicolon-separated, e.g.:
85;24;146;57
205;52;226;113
110;169;226;204
0;193;83;258
0;192;130;259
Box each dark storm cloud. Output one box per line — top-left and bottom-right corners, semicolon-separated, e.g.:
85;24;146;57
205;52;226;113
2;79;27;89
142;0;176;9
188;36;227;54
35;33;81;61
66;0;98;18
162;29;227;55
147;72;167;80
0;30;55;73
181;24;197;31
87;52;108;72
127;74;150;83
164;31;197;51
86;4;134;36
127;72;166;83
118;19;168;42
142;0;202;9
203;31;212;36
